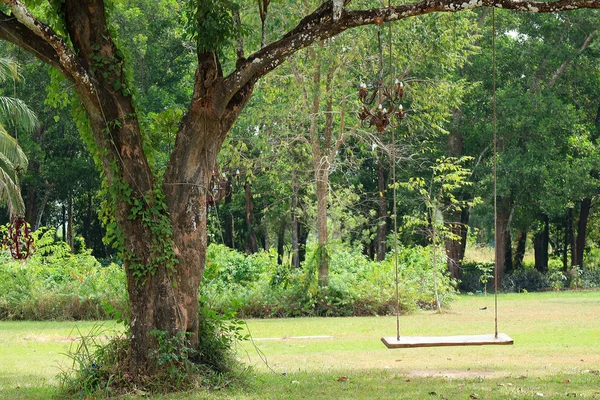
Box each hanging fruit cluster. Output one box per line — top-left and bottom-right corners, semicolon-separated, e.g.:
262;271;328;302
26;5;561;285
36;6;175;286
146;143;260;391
2;215;34;260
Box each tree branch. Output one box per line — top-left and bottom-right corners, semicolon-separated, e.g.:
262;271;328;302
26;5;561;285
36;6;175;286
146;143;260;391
223;0;600;106
0;11;68;78
1;0;92;88
547;29;598;90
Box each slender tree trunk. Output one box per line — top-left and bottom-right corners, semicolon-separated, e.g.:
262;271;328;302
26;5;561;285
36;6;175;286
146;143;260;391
563;209;573;271
315;168;329;287
444;207;469;280
62;203;66;243
513;230;527;270
67;192;74;251
244;183;258;254
277;219;285;265
291;167;301;268
495;197;512;284
534;214;549;273
376;157;387;261
573;198;590;268
223;180;234;248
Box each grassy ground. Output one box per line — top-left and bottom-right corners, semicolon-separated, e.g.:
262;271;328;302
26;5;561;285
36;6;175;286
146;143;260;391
0;291;599;399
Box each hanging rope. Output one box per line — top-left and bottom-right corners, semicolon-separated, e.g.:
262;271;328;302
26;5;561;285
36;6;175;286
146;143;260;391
492;7;499;339
387;6;402;342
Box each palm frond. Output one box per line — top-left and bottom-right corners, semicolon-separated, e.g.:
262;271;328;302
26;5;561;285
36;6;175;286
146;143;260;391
0;158;25;216
0;126;28;171
0;57;19;83
0;96;39;135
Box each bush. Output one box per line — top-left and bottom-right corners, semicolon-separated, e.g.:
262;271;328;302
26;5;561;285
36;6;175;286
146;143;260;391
202;243;458;318
0;228;127;321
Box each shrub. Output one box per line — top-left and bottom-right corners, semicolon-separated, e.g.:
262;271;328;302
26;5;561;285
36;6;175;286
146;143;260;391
202;243;458;318
0;228;127;321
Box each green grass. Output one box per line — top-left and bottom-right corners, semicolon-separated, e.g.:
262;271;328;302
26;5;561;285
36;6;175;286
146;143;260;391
1;292;599;399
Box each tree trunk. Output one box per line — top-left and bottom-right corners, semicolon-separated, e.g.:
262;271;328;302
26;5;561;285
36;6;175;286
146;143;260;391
513;230;527;270
495;197;512;284
291;167;301;268
315;168;329;287
444;207;469;280
277;219;285;265
376;157;387;261
572;198;590;268
67;192;74;251
563;209;573;271
223;179;234;249
244;183;258;254
62;203;66;243
534;214;549;273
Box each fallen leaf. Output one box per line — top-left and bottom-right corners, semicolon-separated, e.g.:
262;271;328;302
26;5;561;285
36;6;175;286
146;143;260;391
564;379;570;384
470;395;479;400
405;379;411;382
337;376;348;382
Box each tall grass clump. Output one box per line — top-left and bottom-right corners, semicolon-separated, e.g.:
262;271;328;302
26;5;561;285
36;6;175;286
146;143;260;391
59;307;248;398
0;228;127;320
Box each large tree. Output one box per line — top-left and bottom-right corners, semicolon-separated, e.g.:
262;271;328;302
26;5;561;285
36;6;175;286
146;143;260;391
1;0;599;378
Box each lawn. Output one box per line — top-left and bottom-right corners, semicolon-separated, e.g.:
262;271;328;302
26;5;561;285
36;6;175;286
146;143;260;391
0;291;599;399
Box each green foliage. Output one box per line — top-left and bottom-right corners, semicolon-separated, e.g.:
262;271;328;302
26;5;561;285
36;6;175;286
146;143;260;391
202;242;458;318
182;0;242;54
0;227;127;320
196;297;248;373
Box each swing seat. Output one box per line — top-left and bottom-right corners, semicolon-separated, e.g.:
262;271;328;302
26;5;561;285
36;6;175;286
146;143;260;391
381;333;513;348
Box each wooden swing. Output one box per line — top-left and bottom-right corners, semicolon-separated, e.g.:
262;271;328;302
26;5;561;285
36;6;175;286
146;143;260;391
381;8;513;349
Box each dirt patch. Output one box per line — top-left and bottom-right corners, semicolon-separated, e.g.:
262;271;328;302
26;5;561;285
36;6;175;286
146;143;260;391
22;336;80;343
407;370;500;379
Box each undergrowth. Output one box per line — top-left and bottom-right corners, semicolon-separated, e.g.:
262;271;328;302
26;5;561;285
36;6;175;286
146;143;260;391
58;304;249;398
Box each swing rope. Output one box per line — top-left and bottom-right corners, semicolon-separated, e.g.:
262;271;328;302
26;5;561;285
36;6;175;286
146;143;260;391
492;7;499;340
381;6;513;348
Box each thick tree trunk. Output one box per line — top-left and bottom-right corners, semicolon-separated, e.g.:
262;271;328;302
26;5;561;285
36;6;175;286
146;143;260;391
376;158;387;261
572;198;591;268
513;230;527;270
534;214;549;273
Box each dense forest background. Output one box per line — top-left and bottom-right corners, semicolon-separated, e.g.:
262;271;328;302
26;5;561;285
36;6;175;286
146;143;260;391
1;3;600;316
